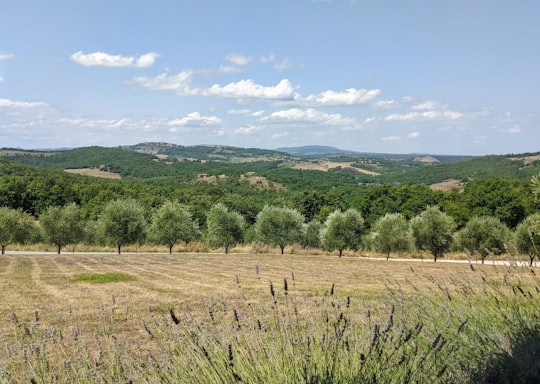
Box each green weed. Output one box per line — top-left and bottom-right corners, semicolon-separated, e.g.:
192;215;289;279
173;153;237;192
71;272;136;284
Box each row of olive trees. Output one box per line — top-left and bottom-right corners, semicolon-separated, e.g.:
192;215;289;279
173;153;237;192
1;200;540;263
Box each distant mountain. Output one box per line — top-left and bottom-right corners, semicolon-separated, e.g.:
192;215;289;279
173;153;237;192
276;145;356;156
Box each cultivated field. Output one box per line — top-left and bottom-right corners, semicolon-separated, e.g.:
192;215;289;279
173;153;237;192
64;168;122;179
1;252;539;382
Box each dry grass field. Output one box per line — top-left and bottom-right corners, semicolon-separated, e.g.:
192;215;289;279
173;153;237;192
291;161;380;175
2;252;539;382
64;168;122;179
0;252;507;340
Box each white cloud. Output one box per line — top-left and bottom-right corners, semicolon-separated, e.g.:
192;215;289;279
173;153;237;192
261;107;360;130
225;54;252;66
135;73;300;102
234;125;263;135
0;52;14;60
168;112;221;127
216;65;244;74
228;109;265;117
207;79;297;100
408;131;420;138
70;51;159;68
374;100;398;109
0;76;3;82
385;110;463;121
228;109;252;115
131;70;194;92
271;132;288;139
507;126;521;134
274;59;293;72
364;117;377;124
382;135;400;141
0;98;49;109
411;100;441;110
304;88;381;106
259;53;276;63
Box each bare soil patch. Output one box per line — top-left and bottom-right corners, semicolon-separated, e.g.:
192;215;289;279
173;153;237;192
430;178;463;191
292;161;380;175
414;155;440;163
65;168;122;179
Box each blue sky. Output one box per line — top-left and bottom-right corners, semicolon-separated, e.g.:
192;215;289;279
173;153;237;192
1;0;538;155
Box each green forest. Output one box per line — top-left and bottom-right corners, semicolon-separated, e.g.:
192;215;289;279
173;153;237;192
1;144;540;261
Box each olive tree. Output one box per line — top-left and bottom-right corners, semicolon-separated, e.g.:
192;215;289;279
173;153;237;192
0;207;35;254
40;203;85;254
321;209;364;257
254;206;305;254
97;198;147;254
206;203;245;254
150;201;200;254
303;220;323;249
455;216;509;264
514;213;540;266
410;206;455;262
371;213;410;260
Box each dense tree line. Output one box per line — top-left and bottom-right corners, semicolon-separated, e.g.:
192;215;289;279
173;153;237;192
1;158;537;229
2;158;540;261
2;195;540;265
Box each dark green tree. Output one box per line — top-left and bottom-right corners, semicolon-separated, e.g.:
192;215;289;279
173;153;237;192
462;178;526;228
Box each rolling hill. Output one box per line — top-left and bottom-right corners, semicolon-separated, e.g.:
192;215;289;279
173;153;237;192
1;143;539;187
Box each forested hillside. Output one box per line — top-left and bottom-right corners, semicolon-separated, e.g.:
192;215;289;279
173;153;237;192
1;145;538;231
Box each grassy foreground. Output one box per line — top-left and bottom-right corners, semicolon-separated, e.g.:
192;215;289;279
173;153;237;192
1;253;540;383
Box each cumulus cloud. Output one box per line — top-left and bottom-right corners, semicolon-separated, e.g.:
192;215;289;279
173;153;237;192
364;117;377;124
70;51;159;68
0;52;14;60
507;126;521;134
131;70;194;92
225;53;252;66
304;88;381;106
234;125;263;135
207;79;297;100
408;131;420;138
385;110;463;121
228;109;265;117
168;112;221;127
382;135;400;141
271;132;288;139
374;100;398;109
261;107;360;130
259;53;276;63
0;98;49;109
411;100;443;110
274;59;293;72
